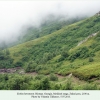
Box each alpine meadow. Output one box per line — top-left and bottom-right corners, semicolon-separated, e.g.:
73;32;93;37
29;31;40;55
0;1;100;90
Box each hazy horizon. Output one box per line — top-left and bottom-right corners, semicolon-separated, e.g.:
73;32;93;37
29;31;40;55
0;1;100;45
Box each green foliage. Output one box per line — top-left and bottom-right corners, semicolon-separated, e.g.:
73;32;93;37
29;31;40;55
82;84;98;90
31;77;51;90
0;73;100;90
7;75;31;90
89;57;94;62
41;77;50;90
40;53;55;63
22;56;29;61
8;15;100;74
0;74;32;90
5;49;10;55
69;47;95;61
61;51;69;58
19;17;83;44
15;61;23;67
51;84;61;90
31;81;43;90
58;51;69;62
49;74;58;81
0;50;14;68
0;15;100;90
63;79;73;90
25;61;37;72
35;75;45;80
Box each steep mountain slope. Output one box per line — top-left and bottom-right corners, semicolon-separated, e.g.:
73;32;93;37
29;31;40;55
7;14;100;80
0;13;100;90
18;17;85;44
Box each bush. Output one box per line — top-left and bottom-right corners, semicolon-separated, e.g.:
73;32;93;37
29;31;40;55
6;75;31;90
63;79;73;90
5;49;10;55
41;78;50;90
35;75;45;80
68;47;94;61
15;61;23;67
58;56;65;62
31;81;43;90
82;84;98;90
22;56;29;61
25;61;37;72
49;74;58;81
51;84;61;90
61;51;69;58
89;57;94;62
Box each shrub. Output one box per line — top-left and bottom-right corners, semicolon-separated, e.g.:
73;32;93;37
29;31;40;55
31;81;43;90
22;56;29;61
41;78;50;90
15;61;23;67
35;75;45;80
63;79;73;90
61;51;69;58
51;84;61;90
49;74;58;81
89;57;94;62
58;56;65;62
25;61;37;72
82;84;98;90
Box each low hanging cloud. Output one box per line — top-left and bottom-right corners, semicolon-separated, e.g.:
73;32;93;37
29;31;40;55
0;1;100;45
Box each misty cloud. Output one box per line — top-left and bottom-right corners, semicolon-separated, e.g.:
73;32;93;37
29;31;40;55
0;1;100;45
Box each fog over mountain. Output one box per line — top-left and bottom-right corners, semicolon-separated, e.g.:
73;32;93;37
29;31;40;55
0;1;100;45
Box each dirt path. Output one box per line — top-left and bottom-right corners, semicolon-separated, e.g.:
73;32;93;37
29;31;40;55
0;68;97;86
0;67;21;74
77;32;98;46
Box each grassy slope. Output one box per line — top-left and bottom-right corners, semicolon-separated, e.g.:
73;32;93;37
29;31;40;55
9;14;100;81
70;32;100;80
19;17;84;44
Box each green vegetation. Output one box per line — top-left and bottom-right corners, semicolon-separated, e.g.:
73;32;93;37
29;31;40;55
19;17;84;44
0;14;100;90
0;74;99;90
0;49;14;68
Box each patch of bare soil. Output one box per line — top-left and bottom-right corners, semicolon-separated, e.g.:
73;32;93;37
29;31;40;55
0;67;21;74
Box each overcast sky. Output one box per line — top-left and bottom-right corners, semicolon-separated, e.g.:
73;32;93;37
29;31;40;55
0;0;100;44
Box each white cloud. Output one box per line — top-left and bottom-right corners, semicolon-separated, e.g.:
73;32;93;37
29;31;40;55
0;0;100;44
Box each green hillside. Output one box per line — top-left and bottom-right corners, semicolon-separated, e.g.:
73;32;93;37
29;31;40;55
0;14;100;90
18;17;85;44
